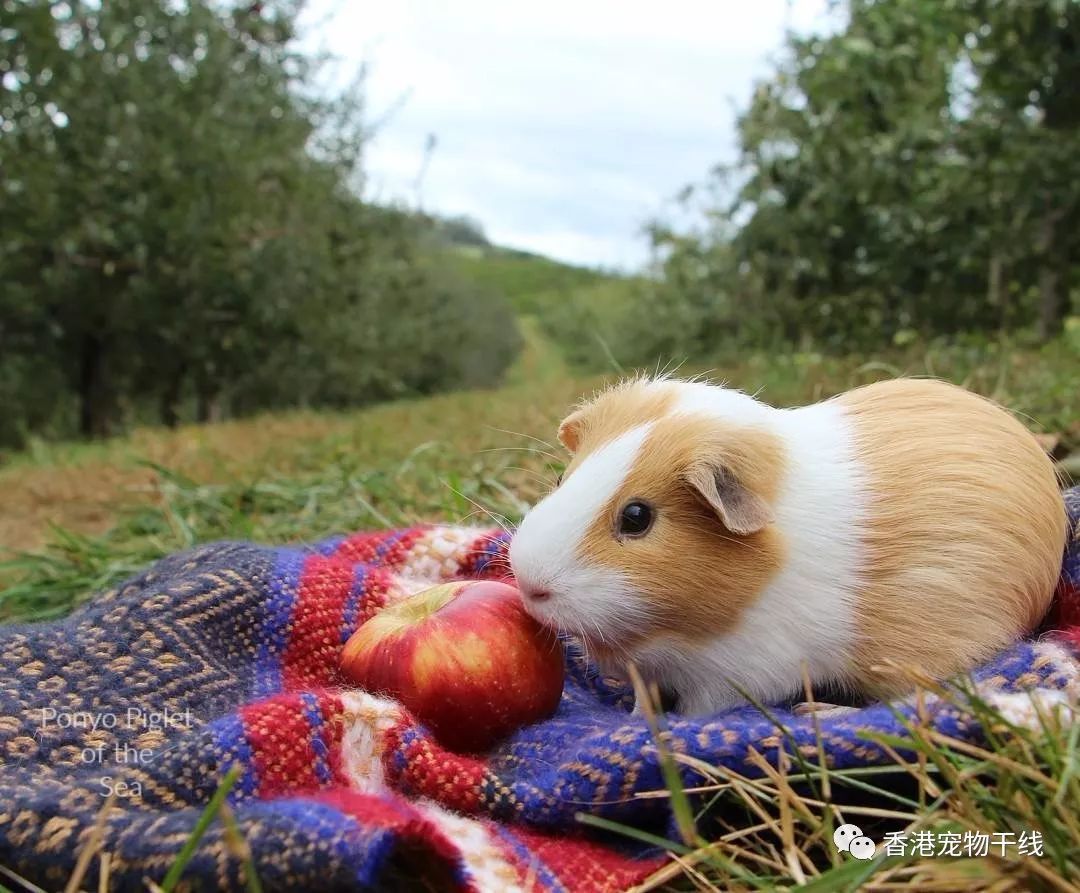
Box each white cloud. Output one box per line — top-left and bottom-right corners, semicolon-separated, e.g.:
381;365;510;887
301;0;835;270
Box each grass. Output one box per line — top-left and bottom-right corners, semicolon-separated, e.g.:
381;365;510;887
445;243;613;316
0;374;584;619
606;669;1080;892
0;334;1077;890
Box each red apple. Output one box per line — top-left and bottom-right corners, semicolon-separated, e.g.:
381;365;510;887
340;580;565;753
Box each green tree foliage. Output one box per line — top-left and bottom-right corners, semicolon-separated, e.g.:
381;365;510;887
0;0;519;446
582;0;1080;369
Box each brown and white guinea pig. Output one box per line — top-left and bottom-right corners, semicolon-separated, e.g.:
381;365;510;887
508;375;1067;716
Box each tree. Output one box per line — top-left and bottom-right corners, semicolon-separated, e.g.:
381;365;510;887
627;0;1080;368
0;0;520;446
960;0;1080;339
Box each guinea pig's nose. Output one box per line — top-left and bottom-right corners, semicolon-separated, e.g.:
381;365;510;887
521;586;552;603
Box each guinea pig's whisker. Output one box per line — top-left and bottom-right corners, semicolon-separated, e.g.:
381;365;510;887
455;510;491;526
502;464;558;490
458;543;513;557
454;512;515;537
477;446;564;464
443;485;514;536
570;622;594;667
483;425;559;453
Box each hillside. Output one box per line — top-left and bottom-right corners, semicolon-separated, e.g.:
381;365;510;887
445;244;610;316
422;213;611;309
422;213;636;360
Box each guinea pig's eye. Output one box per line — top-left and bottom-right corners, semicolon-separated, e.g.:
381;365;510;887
617;500;654;537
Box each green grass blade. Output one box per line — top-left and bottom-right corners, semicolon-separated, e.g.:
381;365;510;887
158;764;244;893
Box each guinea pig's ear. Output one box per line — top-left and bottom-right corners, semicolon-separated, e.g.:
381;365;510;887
685;463;774;535
557;409;585;453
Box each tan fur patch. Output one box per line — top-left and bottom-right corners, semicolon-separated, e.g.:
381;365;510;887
836;378;1068;699
559;378;677;472
577;413;788;650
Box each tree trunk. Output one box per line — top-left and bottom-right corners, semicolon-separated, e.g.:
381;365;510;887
159;364;186;428
987;252;1006;329
78;333;112;438
195;384;223;424
1036;208;1066;341
1037;265;1062;341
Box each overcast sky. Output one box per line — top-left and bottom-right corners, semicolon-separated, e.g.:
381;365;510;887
302;1;832;271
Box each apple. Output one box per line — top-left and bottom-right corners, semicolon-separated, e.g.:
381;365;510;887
340;580;565;753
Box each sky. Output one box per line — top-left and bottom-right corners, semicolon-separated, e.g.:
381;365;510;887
302;1;833;271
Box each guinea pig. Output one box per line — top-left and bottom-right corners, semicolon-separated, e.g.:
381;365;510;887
508;375;1067;716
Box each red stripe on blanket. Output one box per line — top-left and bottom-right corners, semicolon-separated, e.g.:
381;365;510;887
240;699;318;798
240;692;345;797
331;531;384;561
354;566;394;627
1048;580;1080;632
281;554;355;689
499;826;666;893
314;692;352;788
314;789;479;893
385;722;489;814
333;526;430;566
459;531;513;580
1044;569;1080;651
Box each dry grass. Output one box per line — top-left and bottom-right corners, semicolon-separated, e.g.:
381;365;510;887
592;667;1080;893
0;378;585;553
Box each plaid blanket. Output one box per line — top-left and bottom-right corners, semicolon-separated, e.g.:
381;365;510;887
1;487;1078;892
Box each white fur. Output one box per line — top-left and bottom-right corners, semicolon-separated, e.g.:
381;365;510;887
512;380;869;715
510;425;655;644
636;396;867;712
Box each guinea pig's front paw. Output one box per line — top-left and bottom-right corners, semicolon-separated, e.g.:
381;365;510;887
792;701;860;719
630;688;680;716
